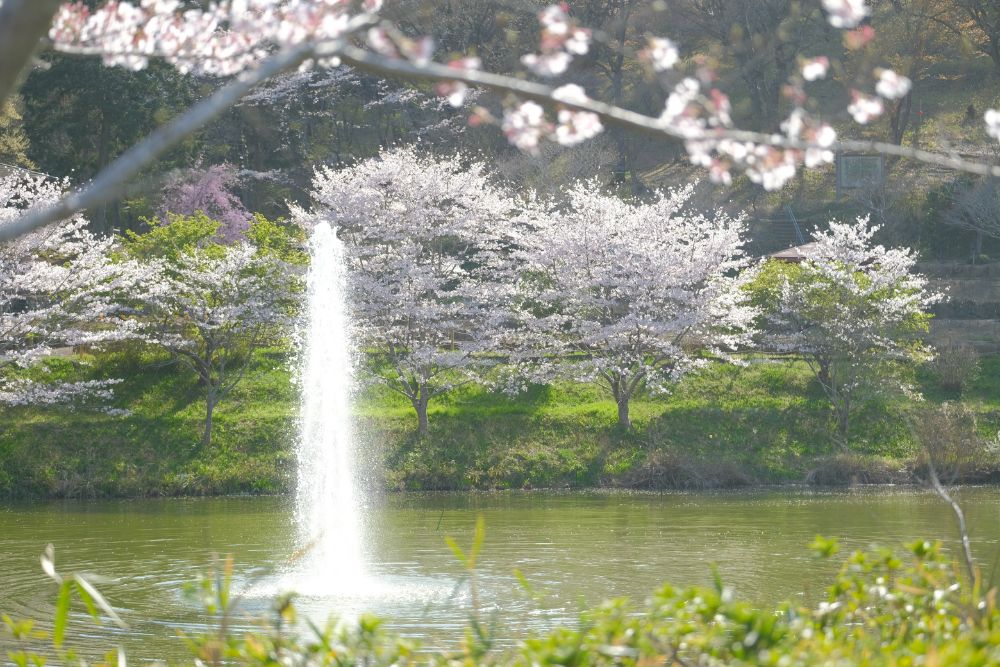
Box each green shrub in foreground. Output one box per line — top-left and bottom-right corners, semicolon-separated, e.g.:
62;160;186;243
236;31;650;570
7;538;1000;666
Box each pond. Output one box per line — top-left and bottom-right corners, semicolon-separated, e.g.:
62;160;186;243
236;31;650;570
2;488;1000;661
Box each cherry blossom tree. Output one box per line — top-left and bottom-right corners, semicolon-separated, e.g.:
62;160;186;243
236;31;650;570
123;216;300;446
2;0;1000;243
296;147;517;434
750;218;941;448
512;182;757;429
0;169;142;407
943;177;1000;262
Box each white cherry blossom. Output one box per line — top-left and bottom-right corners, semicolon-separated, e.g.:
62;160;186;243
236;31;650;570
986;109;1000;140
758;217;941;446
520;4;591;78
296;147;519;434
520;51;573;77
875;69;912;100
503;101;551;153
822;0;870;29
552;85;603;146
645;37;679;72
0;170;145;407
125;239;298;446
49;0;373;76
801;57;830;81
510;182;756;428
847;91;884;124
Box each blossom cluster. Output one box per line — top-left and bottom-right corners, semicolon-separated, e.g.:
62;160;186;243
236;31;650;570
987;109;1000;141
675;81;837;190
501;84;603;153
643;37;680;72
159;164;251;242
128;241;295;358
519;4;591;78
0;167;297;409
759;217;942;442
821;0;870;29
49;0;379;75
511;181;756;410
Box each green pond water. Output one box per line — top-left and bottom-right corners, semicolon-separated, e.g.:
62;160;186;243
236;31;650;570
2;489;1000;661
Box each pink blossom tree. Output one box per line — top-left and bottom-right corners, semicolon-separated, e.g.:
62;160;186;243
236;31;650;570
512;182;757;429
296;147;518;434
159;163;251;242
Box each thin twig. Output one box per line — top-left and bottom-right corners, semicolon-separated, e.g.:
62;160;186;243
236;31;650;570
926;455;978;587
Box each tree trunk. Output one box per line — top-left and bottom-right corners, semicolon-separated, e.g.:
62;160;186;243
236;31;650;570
837;404;851;451
889;92;912;146
815;358;850;449
834;396;850;451
203;389;216;447
412;395;429;436
93;108;112;234
616;396;632;429
817;358;832;391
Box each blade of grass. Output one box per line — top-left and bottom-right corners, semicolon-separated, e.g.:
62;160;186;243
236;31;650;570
52;581;71;648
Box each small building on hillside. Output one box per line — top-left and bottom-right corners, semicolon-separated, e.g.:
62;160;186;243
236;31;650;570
769;242;819;263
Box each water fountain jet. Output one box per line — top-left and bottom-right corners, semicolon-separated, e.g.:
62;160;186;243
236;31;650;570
293;221;366;590
261;221;454;609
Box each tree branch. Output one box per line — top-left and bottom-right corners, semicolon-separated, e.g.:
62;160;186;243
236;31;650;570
0;0;62;110
335;44;1000;178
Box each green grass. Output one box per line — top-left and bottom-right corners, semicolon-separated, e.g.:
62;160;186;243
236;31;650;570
2;347;1000;498
0;347;297;498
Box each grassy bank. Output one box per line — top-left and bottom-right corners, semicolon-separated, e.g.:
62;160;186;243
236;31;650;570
3;348;1000;498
